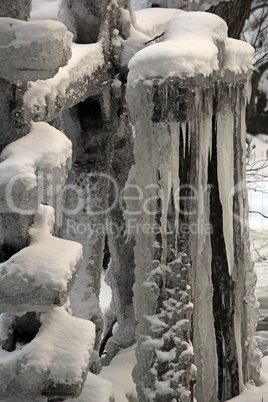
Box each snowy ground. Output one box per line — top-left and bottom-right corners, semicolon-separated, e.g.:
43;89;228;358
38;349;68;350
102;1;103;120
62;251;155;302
66;344;137;402
227;356;268;402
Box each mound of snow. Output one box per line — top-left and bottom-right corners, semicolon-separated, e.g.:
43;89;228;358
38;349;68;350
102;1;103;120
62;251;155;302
135;8;184;38
0;306;95;401
0;206;83;315
128;11;253;85
0;122;72;189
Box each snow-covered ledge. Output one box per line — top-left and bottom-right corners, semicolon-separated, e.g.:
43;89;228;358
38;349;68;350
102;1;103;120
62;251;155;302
0;122;72;214
23;42;106;122
0;306;95;401
0;17;72;82
0;206;82;315
126;11;259;402
127;11;253;85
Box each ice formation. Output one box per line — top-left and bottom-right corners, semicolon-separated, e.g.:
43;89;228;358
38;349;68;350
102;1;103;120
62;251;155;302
126;8;259;402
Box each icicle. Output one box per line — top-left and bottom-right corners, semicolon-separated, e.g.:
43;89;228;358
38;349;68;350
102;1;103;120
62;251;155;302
246;72;252;105
159;166;172;264
217;108;234;276
181;121;187;158
171;123;180;255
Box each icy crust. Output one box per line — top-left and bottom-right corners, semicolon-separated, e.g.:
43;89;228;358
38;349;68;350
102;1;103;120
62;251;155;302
0;17;72;81
24;41;105;121
0;306;95;401
135;8;185;38
0;122;72;188
0;206;83;315
128;12;254;85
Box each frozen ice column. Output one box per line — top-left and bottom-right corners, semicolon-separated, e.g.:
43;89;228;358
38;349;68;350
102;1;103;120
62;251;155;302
126;11;259;402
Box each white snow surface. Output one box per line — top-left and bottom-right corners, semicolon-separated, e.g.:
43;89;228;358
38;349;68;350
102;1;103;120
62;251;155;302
67;344;136;401
128;11;254;85
0;17;71;47
223;38;254;75
135;8;185;38
0;306;95;385
31;0;59;20
0;205;83;295
0;122;72;189
24;42;104;112
121;25;151;67
100;272;112;312
100;344;137;401
66;372;114;402
227;356;268;401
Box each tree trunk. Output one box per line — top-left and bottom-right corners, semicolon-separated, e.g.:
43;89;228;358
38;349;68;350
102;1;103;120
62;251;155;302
208;0;253;38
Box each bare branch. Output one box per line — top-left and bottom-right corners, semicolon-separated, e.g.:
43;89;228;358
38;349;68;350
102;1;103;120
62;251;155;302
144;32;164;45
251;3;268;14
249;210;268;218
